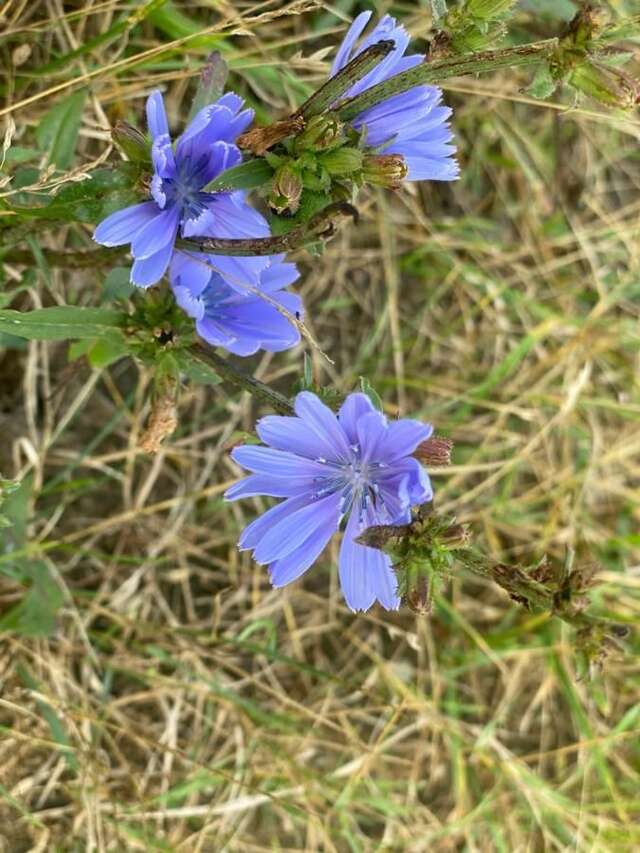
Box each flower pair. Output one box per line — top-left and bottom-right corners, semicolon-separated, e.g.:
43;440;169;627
94;13;458;358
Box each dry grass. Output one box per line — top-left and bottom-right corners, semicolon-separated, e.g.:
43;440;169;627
1;1;639;850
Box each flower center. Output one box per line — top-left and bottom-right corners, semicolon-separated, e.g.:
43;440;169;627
312;447;387;523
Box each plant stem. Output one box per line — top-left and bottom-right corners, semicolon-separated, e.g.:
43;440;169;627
179;202;358;256
1;245;126;268
191;343;294;415
295;39;396;119
335;39;558;121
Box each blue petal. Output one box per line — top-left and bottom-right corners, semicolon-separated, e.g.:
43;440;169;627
172;283;205;321
336;393;376;444
381;419;432;462
256;415;327;460
93;202;158;247
130;240;174;288
253;492;341;564
224;474;312;500
294;392;352;461
331;11;372;75
231;445;329;478
269;511;337;588
260;259;300;293
146;90;170;140
170;251;213;296
130;205;180;259
232;495;309;548
151;134;176;180
355;410;389;463
338;507;400;612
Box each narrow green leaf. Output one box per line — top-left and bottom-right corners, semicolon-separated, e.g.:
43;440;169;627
206;159;274;192
175;350;221;385
102;267;135;303
188;51;229;123
359;377;383;411
88;334;129;368
36;89;87;170
430;0;448;23
525;64;558;99
0;307;125;341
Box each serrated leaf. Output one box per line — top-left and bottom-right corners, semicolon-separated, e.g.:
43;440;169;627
206;158;274;192
0;307;125;341
36;90;87;170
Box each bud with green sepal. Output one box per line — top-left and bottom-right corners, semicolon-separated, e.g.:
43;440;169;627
568;60;639;108
362;154;408;189
111;121;151;167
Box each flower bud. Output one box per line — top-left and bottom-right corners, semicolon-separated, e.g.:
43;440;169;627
111;121;150;165
439;523;470;549
294;115;345;153
362;154;408;188
320;147;364;178
269;163;303;214
569;61;639;108
413;436;453;466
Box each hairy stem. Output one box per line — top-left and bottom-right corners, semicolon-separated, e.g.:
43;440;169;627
335;39;558;121
192;343;294;415
179;202;358;256
295;39;396;119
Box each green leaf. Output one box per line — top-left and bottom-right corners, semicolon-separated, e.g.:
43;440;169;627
102;267;135;303
359;377;383;411
13;166;140;224
0;562;64;637
430;0;448;23
87;334;129;368
188;51;229;123
0;306;125;341
36;89;87;170
525;65;558;100
206;159;274;192
270;189;327;235
175;351;221;385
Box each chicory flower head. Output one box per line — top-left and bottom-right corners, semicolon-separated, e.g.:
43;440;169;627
225;391;433;611
94;90;271;288
333;12;459;182
171;252;302;356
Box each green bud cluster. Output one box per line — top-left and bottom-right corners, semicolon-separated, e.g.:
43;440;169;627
441;0;516;54
532;7;640;107
356;512;468;614
263;114;405;217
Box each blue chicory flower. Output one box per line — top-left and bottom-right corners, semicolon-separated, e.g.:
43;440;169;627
333;12;459;182
225;391;433;611
94;90;271;288
170;252;303;356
